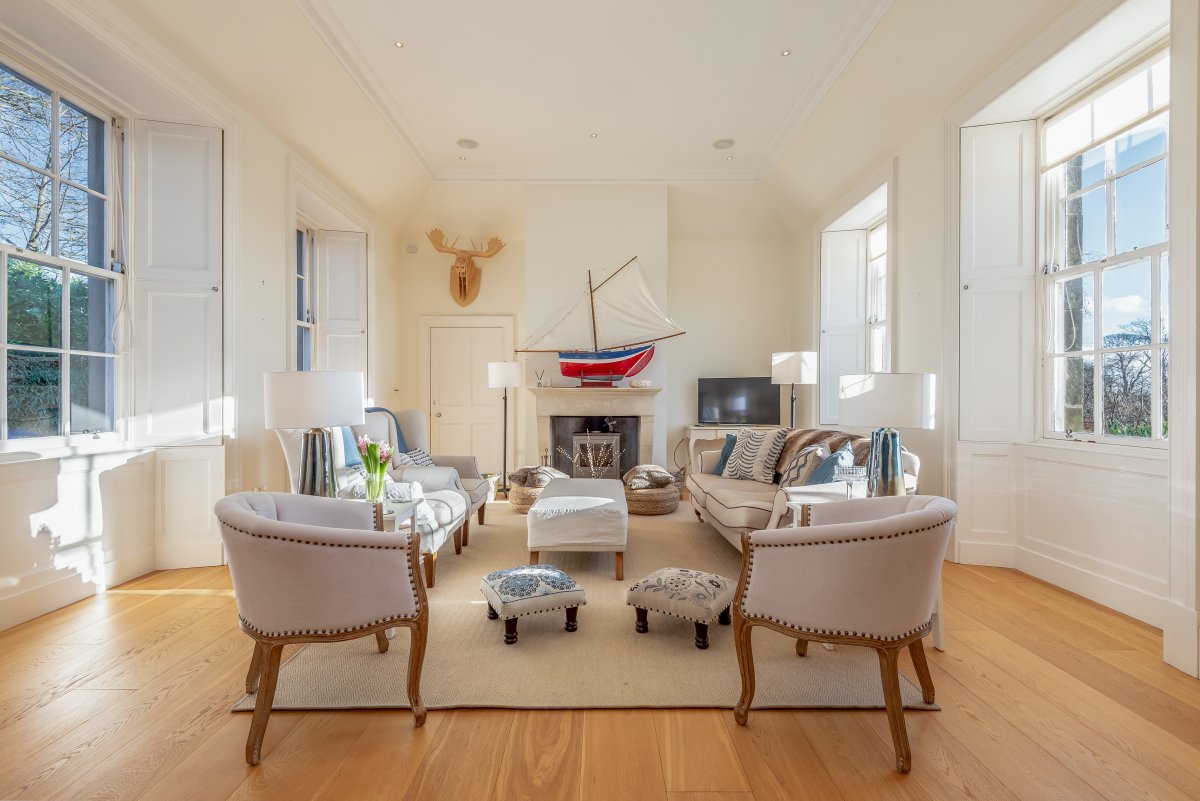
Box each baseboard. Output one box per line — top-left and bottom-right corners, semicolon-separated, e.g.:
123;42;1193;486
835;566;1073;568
105;547;157;588
1162;602;1200;677
1015;546;1168;628
154;541;224;570
956;540;1016;567
0;568;96;632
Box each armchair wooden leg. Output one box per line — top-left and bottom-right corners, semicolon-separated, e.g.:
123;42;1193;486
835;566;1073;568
461;517;470;548
407;621;428;727
375;630;390;654
478;503;486;525
733;618;756;726
876;646;912;773
245;642;283;766
909;638;936;704
529;550;539;565
423;552;437;588
453;526;463;556
795;638;809;657
245;642;263;694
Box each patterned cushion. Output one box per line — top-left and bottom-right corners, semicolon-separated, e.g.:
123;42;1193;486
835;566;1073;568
622;464;674;490
480;565;587;619
805;441;856;485
778;444;829;488
626;567;736;624
509;465;569;488
721;428;789;484
405;448;436;467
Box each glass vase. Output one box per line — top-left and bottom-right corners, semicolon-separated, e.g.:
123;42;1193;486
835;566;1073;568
365;471;386;504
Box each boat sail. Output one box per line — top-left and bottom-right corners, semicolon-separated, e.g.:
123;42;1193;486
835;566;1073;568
518;257;685;386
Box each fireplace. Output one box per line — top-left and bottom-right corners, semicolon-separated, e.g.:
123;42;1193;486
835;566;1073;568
549;416;639;477
531;387;661;471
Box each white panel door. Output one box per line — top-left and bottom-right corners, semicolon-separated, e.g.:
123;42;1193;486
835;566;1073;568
317;230;367;374
429;326;503;472
820;229;867;424
959;278;1035;441
960;121;1035;281
133;121;222;284
155;445;225;568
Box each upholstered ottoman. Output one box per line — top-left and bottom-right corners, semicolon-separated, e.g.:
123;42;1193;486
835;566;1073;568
528;478;629;580
480;565;587;644
627;567;735;649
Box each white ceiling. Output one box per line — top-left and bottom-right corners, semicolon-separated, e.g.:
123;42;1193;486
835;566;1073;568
300;0;891;182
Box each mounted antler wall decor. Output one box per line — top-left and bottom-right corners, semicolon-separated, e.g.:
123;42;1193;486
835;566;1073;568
426;228;506;307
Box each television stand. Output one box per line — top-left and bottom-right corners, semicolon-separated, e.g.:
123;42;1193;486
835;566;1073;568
684;424;779;474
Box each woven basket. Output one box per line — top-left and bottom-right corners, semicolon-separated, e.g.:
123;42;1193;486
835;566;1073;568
509;484;544;514
625;485;680;515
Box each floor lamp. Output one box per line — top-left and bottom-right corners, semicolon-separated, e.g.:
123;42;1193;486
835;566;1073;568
264;371;365;497
488;361;521;497
771;352;818;428
837;372;936;496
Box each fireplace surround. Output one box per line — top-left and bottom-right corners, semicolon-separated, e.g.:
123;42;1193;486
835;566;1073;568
531;387;661;471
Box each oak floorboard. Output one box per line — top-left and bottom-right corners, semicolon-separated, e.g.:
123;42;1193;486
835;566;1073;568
666;793;757;801
1089;648;1200;713
491;709;583;801
310;712;445;801
653;709;751;793
796;712;928;801
721;711;846;801
944;563;1031;583
0;687;132;781
401;709;513;801
581;709;668;801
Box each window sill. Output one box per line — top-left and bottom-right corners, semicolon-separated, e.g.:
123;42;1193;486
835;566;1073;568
1030;437;1169;461
0;435;222;464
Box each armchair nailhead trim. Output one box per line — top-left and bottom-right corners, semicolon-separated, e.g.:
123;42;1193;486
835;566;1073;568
240;612;417;639
736;609;932;642
219;521;404;550
750;519;947;548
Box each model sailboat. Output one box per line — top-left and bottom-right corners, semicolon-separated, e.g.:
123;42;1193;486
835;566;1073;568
518;257;685;386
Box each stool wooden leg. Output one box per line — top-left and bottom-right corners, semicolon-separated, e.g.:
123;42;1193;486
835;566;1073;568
486;603;498;620
504;618;518;644
614;551;624;581
718;606;732;625
565;606;579;632
634;607;649;633
529;550;539;565
694;622;710;650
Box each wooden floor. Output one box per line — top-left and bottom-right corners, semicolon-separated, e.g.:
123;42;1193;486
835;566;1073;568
2;560;1199;801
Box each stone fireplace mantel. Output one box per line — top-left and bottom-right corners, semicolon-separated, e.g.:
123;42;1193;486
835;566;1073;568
530;387;661;468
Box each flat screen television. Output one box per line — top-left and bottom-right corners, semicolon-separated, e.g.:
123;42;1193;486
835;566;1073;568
697;377;779;425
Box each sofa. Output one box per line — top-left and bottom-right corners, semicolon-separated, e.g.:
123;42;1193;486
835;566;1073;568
686;428;920;550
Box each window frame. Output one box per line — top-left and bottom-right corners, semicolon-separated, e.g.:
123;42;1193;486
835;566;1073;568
1038;50;1170;449
866;216;890;372
293;222;316;371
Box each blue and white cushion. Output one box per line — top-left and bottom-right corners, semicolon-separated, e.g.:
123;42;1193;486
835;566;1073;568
404;447;436;467
722;427;789;484
778;444;828;488
480;565;587;619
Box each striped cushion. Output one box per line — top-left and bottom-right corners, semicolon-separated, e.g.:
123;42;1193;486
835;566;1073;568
778;444;829;488
405;448;436;467
722;428;789;484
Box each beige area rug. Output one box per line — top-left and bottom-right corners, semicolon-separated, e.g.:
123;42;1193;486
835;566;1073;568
233;503;936;712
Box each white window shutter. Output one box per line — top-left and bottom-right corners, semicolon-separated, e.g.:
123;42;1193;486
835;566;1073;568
316;230;367;374
959;121;1036;442
820;229;867;425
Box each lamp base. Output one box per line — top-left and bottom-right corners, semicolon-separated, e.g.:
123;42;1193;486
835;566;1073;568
299;427;338;497
868;427;906;497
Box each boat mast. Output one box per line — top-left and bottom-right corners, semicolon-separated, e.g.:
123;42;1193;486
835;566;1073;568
587;269;599;351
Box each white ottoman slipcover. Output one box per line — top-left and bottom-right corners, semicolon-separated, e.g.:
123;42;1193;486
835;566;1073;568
527;478;629;580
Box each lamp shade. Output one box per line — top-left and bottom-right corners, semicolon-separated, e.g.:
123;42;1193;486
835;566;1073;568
771;351;818;385
838;373;936;430
263;371;365;429
487;361;522;389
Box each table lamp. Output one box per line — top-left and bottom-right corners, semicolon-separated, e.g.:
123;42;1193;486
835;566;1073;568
837;372;936;496
771;351;818;427
264;371;365;497
488;361;522;497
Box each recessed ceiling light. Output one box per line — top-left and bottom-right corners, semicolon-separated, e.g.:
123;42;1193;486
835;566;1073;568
456;138;479;150
713;138;735;150
458;155;467;161
781;50;790;57
394;41;404;48
590;132;599;139
726;156;734;160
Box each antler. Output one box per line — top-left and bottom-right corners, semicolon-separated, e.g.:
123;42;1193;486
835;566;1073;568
467;236;506;259
427;228;504;259
426;228;461;254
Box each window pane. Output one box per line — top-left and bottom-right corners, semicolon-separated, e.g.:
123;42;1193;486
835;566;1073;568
0;158;52;254
1045;104;1091;164
70;272;115;353
58;182;104;267
1115;113;1167;172
59;100;103;193
868;224;887;257
871;264;887;321
1102;350;1152;437
1151;55;1170;108
7;256;62;348
296;277;306;322
1160;252;1169;343
296;327;312;371
6;349;61;438
1114;160;1167;255
1162;349;1169;439
0;65;51;167
1101;259;1152;344
69;354;114;433
295;229;306;277
1094;69;1149;139
1065;186;1106;266
1050;354;1094;434
1066;144;1105;193
869;326;887;372
1055;273;1094;352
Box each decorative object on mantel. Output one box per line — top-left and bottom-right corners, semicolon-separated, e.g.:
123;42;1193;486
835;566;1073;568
629;379;651;388
426;227;506;307
516;257;685;387
838;372;936;496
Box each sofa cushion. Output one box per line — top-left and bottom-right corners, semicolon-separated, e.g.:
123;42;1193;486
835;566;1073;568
706;487;776;531
722;428;788;484
806;441;856;485
779;444;828;488
688;472;774;502
712;434;736;475
459;477;489;506
423;489;467;526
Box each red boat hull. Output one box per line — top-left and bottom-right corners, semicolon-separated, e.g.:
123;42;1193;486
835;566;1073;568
558;344;654;386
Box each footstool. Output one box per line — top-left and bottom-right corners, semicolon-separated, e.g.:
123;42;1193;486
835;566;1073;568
528;478;629;580
480;565;586;644
627;567;736;649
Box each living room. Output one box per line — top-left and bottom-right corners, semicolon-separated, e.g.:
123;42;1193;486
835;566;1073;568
1;0;1198;798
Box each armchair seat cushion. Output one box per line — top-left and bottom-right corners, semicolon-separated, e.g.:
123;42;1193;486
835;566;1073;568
422;489;467;527
459;477;490;506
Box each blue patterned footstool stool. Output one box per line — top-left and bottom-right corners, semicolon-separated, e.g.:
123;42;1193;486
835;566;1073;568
480;565;587;644
627;567;735;649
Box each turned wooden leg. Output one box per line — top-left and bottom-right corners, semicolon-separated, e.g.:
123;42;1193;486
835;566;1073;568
634;607;649;633
614;551;624;581
407;620;428;727
877;646;912;773
453;526;463;555
694;622;710;650
795;638;809;657
504;617;518;644
478;503;486;525
460;517;470;548
733;618;755;725
529;550;539;565
909;638;936;704
694;508;703;521
245;642;263;694
423;552;437;588
718;606;732;625
565;606;579;632
245;642;283;765
375;630;390;653
486;603;499;620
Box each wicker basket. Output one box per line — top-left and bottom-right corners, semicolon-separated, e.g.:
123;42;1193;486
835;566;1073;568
625;485;680;515
509;484;544;514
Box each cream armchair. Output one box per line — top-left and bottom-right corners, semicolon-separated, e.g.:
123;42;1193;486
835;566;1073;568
732;494;955;773
215;492;428;765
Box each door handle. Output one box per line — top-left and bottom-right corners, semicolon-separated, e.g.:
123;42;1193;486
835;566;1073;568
435;412;442;418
